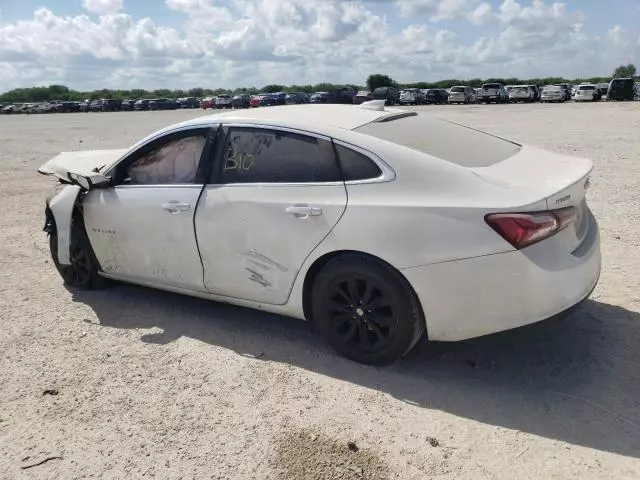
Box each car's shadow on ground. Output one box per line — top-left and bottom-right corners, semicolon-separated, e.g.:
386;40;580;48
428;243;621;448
71;284;640;458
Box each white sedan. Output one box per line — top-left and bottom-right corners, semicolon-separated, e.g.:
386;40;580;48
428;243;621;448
38;101;601;365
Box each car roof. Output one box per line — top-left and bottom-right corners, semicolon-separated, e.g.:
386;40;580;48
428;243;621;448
134;105;416;151
174;104;401;131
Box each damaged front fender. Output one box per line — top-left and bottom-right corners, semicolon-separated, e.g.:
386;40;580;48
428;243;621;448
46;185;82;265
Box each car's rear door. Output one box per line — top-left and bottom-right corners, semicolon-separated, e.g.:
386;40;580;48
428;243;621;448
195;125;348;305
83;126;218;291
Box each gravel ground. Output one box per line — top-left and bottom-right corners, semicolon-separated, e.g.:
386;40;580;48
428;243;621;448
0;103;639;479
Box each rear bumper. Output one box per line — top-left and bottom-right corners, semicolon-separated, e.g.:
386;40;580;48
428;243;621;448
401;212;601;341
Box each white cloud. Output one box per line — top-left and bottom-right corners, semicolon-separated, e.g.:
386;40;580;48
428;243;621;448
396;0;479;21
0;0;634;91
468;2;493;25
82;0;124;15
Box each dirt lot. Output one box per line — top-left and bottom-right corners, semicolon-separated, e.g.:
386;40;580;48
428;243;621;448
1;102;639;479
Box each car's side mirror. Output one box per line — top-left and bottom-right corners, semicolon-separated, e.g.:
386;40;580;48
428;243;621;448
67;172;110;190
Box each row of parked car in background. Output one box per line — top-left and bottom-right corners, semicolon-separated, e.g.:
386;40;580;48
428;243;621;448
2;78;638;115
0;96;201;114
439;78;638;105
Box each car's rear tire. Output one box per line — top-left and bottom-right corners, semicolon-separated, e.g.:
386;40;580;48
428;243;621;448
311;254;425;366
49;219;106;290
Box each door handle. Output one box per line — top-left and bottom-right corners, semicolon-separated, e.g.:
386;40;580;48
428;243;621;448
286;204;323;218
162;201;191;214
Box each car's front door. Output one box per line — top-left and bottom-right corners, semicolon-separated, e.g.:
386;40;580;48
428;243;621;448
83;127;217;291
196;125;348;305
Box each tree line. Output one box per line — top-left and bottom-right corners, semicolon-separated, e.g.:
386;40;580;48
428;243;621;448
1;64;636;104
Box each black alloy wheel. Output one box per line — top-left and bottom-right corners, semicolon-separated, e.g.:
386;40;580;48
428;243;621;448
50;221;106;290
325;276;396;354
312;254;425;365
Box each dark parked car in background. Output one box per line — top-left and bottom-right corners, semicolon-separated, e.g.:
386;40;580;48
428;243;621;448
101;99;122;112
424;89;448;105
120;99;136;111
310;92;329;104
260;92;286;106
179;97;200;109
134;99;151;111
352;91;373;104
259;93;278;107
597;83;609;98
372;86;400;105
231;94;252;108
55;101;81;113
148;98;179;110
607;78;635;101
89;100;104;112
326;87;356;104
284;92;309;105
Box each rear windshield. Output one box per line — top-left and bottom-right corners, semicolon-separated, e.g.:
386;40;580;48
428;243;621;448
450;86;465;92
483;84;500;89
354;114;521;167
578;86;595;90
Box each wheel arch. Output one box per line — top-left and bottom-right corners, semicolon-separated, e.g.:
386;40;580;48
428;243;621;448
46;185;83;265
301;249;425;326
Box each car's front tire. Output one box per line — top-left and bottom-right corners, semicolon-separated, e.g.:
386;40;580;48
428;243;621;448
311;254;425;366
49;219;106;290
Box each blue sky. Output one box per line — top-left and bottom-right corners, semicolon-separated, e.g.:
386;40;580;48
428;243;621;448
0;0;638;91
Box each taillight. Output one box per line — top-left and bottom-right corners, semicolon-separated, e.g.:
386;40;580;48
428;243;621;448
485;207;577;249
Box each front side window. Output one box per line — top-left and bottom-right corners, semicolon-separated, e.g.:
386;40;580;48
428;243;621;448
219;128;341;184
126;135;206;185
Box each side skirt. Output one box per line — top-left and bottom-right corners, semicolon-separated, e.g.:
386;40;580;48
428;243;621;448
98;272;307;321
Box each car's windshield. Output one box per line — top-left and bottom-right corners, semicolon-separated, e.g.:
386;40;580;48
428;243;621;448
483;84;500;89
355;114;521;167
544;86;561;91
450;86;465;93
578;86;595;90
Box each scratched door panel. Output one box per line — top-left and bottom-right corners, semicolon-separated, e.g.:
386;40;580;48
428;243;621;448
195;185;347;305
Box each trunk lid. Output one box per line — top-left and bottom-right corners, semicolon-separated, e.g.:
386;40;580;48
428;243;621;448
37;149;127;181
471;146;593;252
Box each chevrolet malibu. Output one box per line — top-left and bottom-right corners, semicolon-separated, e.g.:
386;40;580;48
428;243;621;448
38;101;600;365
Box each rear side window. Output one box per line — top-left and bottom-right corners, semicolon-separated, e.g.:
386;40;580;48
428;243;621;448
334;144;382;181
219;128;341;184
